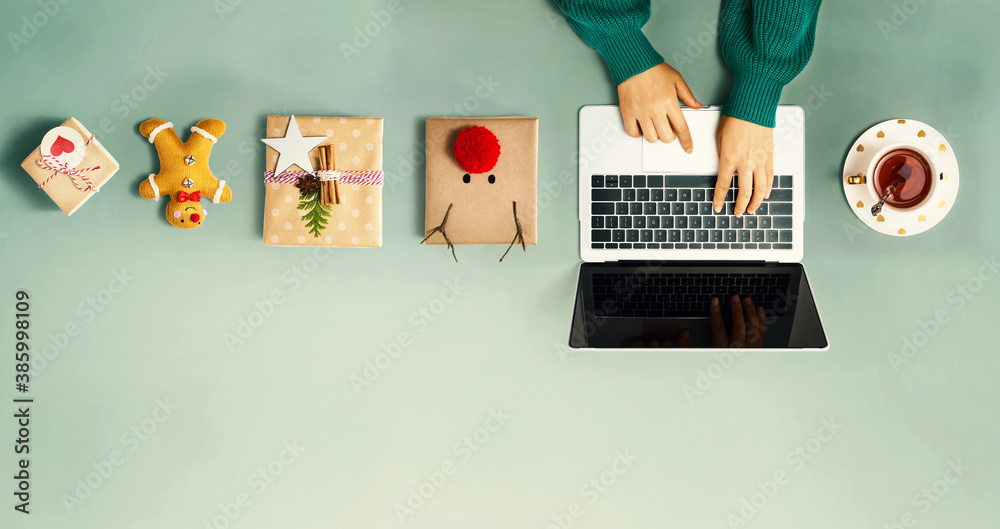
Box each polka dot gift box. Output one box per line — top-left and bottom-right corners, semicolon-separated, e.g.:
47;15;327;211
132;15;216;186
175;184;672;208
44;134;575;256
262;115;383;247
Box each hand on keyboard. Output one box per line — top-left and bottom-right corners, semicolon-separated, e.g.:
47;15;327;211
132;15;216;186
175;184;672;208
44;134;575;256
714;115;775;217
710;295;766;348
617;63;703;151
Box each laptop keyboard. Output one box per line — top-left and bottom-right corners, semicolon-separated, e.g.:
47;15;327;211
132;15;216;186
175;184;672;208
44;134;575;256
589;174;794;250
591;271;792;318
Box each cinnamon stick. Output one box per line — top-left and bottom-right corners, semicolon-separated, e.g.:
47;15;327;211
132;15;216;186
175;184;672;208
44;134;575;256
318;148;330;205
327;145;341;205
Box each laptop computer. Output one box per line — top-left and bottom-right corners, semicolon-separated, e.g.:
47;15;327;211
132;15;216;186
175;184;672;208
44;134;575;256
569;105;828;350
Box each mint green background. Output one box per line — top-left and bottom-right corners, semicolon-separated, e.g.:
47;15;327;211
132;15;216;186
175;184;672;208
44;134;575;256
1;1;997;528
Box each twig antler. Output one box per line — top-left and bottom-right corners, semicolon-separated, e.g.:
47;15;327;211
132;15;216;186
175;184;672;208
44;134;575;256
421;203;458;262
500;201;526;262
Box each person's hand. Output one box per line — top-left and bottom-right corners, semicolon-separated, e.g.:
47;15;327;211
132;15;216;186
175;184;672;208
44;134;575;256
618;63;703;151
713;115;774;217
710;295;766;348
629;329;691;348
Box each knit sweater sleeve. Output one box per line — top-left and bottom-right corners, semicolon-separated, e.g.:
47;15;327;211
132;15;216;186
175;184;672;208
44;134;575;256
720;0;822;127
553;0;664;85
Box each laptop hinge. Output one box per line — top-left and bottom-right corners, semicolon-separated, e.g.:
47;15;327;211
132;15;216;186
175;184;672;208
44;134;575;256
612;260;776;266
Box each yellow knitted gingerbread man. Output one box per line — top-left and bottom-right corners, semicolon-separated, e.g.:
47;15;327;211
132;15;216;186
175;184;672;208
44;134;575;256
139;118;233;229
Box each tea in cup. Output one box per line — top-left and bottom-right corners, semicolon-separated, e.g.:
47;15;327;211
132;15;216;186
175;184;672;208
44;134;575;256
848;144;938;211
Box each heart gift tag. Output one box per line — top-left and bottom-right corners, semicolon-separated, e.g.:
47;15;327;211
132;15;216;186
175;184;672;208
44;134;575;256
40;126;87;167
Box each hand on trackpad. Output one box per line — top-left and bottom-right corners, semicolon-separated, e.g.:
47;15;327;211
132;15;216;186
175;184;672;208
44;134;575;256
641;110;720;173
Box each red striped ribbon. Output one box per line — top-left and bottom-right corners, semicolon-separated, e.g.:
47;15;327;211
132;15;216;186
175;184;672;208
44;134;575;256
264;169;383;187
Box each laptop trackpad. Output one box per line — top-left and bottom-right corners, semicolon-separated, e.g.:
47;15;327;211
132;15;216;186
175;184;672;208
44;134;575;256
641;110;720;173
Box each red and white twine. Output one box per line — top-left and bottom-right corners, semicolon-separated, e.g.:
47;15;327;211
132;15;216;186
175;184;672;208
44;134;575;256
264;169;383;187
37;135;102;192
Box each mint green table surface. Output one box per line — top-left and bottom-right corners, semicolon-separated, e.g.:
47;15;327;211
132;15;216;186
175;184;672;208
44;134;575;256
1;1;997;528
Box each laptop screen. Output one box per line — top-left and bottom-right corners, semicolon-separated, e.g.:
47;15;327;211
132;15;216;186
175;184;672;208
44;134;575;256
569;262;828;349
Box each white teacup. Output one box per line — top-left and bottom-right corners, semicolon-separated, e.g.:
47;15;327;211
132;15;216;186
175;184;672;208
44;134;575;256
848;142;940;212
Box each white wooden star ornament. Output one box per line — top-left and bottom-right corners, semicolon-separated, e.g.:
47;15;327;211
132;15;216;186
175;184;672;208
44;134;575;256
261;115;326;177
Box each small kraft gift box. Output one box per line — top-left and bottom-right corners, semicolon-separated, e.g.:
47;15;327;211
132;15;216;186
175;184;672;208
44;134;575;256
263;115;383;247
423;116;538;261
21;117;120;215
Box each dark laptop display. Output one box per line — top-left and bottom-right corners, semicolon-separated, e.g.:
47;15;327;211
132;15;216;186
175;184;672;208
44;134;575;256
569;262;828;349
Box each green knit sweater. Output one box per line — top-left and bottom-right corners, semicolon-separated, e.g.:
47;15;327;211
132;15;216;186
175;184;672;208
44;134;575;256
554;0;821;128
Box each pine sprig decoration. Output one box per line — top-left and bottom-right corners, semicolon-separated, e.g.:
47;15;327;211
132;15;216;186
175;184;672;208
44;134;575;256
297;189;332;238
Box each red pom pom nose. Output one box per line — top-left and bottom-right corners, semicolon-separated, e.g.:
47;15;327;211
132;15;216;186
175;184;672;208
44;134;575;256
452;126;501;174
190;213;201;222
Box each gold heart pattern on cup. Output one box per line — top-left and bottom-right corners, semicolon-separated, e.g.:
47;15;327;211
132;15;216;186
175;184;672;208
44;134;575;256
939;144;947;151
898;228;906;234
856;201;864;208
857;145;864;152
918;215;927;222
876;131;885;138
918;130;926;137
876;215;885;222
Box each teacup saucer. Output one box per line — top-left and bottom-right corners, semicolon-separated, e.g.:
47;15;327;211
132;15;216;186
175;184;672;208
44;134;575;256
842;119;959;236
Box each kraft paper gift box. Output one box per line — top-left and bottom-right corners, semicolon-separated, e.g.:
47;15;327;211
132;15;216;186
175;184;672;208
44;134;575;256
263;115;383;247
423;116;537;259
21;117;119;215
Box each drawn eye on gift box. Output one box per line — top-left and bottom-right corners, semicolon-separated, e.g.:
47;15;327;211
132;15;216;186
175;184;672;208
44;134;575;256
462;173;496;184
40;126;87;168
